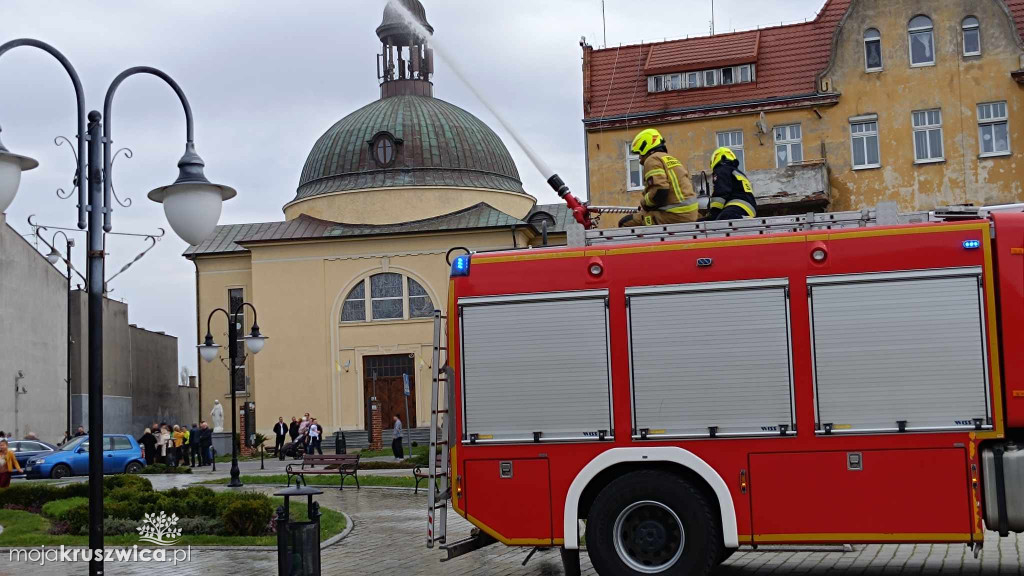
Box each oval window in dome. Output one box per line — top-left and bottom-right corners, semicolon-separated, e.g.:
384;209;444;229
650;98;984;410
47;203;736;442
372;133;396;168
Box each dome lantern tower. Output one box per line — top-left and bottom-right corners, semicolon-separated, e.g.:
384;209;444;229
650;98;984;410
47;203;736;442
377;0;435;99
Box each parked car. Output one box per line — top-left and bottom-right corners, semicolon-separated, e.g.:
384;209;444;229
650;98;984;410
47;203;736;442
7;440;57;475
24;435;145;479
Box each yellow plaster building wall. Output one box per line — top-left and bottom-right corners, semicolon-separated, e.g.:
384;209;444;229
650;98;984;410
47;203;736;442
194;228;536;435
283;187;537;224
585;0;1024;214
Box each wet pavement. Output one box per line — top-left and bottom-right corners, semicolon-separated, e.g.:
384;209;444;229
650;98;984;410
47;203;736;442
2;472;1021;575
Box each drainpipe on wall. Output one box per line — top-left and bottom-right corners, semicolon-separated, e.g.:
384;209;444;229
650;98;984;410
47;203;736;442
193;259;202;424
14;371;26;438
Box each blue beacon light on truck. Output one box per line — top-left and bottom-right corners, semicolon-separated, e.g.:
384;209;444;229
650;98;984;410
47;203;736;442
451;255;471;277
963;240;981;250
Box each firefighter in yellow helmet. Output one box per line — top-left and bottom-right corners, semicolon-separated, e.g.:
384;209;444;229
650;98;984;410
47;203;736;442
707;147;757;220
618;128;699;227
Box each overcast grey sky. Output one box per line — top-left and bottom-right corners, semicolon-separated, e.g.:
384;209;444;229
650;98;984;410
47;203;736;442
1;0;823;371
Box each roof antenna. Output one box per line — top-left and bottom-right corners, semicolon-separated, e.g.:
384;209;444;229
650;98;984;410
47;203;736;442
602;0;607;48
710;0;715;35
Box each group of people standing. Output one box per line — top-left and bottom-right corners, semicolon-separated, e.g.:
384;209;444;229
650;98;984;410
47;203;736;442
273;413;323;457
137;421;214;467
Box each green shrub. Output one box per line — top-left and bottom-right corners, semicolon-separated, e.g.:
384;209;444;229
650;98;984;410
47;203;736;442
104;518;139;536
105;500;145;521
66;501;91;535
214;490;271;517
220;498;274;536
41;497;89;521
176;517;222;535
103;475;153;494
139;464;192;475
0;484;88;512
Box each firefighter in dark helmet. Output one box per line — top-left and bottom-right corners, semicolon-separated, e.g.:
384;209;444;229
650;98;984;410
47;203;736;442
707;147;757;220
618;128;699;227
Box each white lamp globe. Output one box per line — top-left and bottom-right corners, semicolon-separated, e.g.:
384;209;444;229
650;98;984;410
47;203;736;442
0;136;38;214
198;340;221;363
244;333;268;355
160;184;225;246
147;143;235;246
46;246;61;265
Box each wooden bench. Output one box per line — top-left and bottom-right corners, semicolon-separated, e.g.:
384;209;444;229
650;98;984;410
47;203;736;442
286;454;360;490
413;455;444;495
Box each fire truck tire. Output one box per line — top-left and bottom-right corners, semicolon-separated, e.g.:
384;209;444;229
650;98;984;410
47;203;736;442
586;470;722;576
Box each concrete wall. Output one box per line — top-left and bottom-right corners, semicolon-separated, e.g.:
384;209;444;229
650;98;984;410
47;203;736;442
0;213;69;443
130;325;198;433
69;291;192;435
194;228;533;435
585;0;1024;214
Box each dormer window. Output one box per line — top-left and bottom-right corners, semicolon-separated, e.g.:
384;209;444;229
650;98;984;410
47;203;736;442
369;132;399;168
647;64;755;94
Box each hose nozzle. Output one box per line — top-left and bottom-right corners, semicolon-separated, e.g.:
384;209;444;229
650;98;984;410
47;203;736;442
547;174;571;199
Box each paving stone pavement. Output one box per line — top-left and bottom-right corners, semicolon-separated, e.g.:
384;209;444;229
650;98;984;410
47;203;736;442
1;485;1021;575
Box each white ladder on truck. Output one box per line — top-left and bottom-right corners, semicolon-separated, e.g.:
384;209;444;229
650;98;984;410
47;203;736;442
578;203;940;247
427;310;451;548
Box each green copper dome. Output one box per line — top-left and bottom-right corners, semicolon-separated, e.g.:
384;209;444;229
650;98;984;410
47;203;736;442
294;95;526;203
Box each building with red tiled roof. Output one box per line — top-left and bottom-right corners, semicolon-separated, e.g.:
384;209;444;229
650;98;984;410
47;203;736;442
583;0;1024;218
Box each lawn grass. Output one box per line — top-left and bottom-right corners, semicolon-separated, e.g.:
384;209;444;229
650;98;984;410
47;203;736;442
202;474;418;489
0;499;346;548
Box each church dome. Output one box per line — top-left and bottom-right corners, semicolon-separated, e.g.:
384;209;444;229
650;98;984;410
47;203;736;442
283;0;535;224
293;95;526;202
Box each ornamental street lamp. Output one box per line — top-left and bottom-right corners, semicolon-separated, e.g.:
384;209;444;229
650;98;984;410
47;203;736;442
36;228;76;435
199;302;267;488
0;38;235;576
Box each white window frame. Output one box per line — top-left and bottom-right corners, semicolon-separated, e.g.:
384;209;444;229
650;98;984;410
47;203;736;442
704;69;718;87
774;124;803;168
864;28;883;72
737;64;752;83
626;145;644;191
716;130;745;171
685;71;700;89
720;67;734;85
963;17;981;57
912;109;944;164
978;101;1011;158
850;116;881;170
908;15;936;68
668;73;682;91
341;273;435;324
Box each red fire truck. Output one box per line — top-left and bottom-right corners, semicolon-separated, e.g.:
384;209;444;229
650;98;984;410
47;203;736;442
426;203;1024;576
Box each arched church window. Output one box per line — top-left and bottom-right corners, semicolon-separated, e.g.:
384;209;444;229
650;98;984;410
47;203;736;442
341;273;435;323
341;281;366;322
408;278;434;318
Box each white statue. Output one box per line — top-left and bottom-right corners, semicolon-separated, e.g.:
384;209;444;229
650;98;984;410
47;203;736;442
210;400;224;433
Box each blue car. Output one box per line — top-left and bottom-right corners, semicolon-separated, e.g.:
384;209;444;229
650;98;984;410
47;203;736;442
24;435;146;479
7;440;57;475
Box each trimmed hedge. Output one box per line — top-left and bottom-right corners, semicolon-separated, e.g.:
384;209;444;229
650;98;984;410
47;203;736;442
9;481;279;538
139;464;192;475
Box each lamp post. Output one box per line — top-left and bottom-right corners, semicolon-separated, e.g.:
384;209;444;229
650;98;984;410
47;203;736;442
42;230;75;435
198;302;267;488
0;39;235;576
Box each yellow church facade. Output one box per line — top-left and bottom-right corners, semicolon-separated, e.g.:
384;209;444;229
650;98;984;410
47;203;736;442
187;0;568;435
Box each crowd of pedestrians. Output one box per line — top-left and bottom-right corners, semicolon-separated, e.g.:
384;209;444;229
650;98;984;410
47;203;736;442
137;421;214;468
273;413;324;458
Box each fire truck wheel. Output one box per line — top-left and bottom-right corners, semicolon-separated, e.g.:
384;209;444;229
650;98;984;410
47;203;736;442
586;470;721;576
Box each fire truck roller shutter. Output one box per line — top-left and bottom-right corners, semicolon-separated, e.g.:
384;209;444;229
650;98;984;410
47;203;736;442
459;290;613;443
809;267;991;434
627;279;795;437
